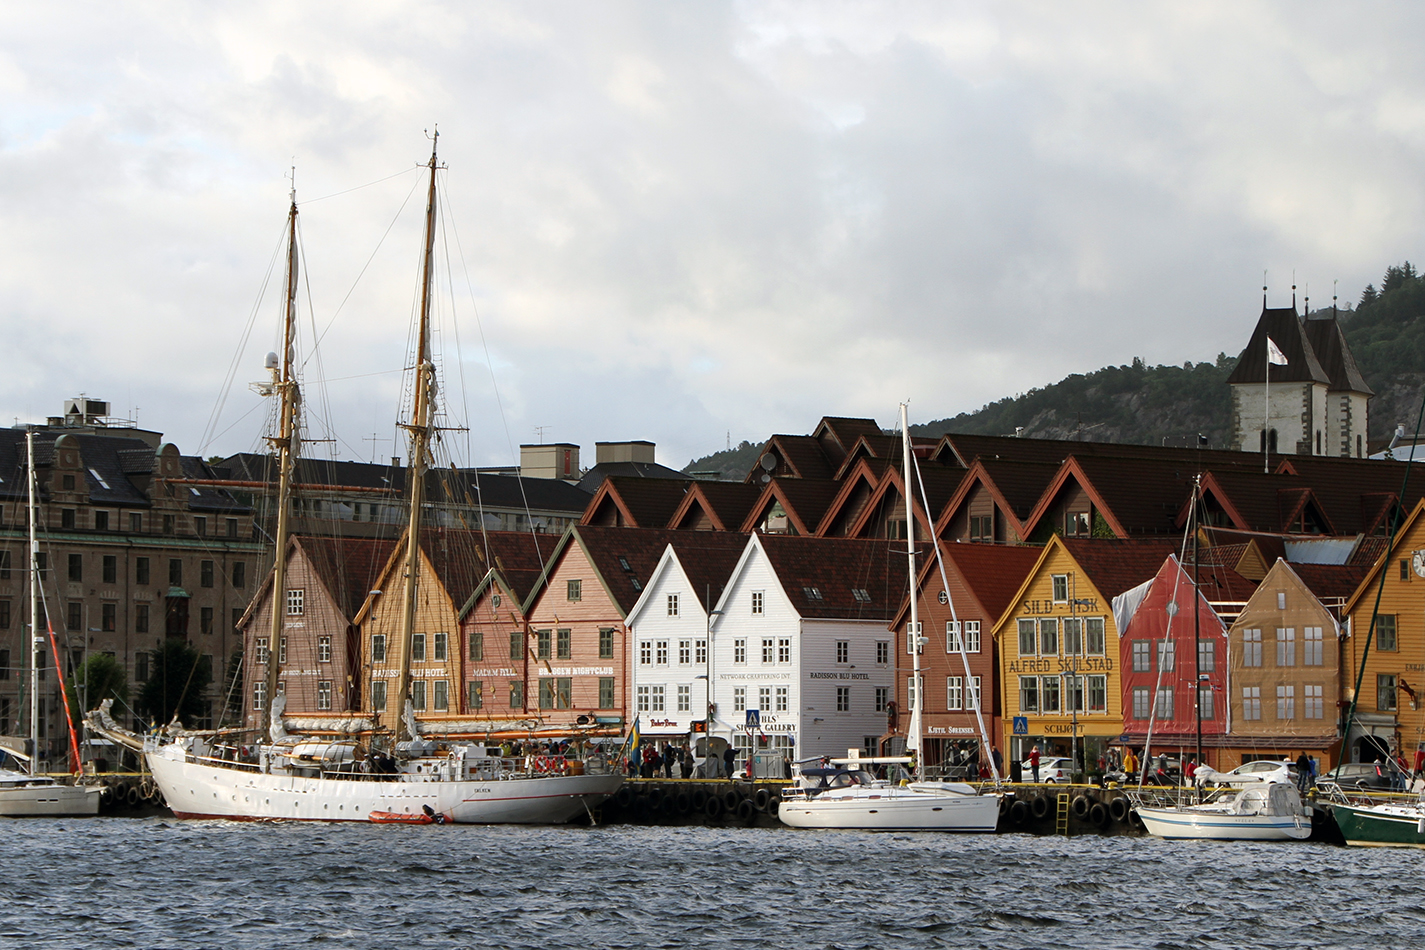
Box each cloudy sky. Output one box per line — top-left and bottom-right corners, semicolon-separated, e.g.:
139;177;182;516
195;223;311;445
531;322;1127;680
3;2;1422;472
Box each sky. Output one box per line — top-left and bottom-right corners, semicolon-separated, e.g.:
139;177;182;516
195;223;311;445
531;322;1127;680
3;2;1424;473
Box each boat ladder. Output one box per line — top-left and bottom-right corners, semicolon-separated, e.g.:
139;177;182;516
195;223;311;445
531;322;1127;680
1055;791;1071;836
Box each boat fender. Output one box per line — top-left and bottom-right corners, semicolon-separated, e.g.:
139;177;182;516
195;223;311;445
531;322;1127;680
1418;817;1425;836
1108;797;1130;823
736;798;756;823
99;785;114;805
675;792;692;815
659;792;676;814
1010;800;1030;824
646;788;664;811
998;796;1011;816
1030;794;1050;819
722;790;740;811
125;785;141;807
1089;802;1109;826
704;796;724;820
614;786;634;809
753;788;771;812
767;795;780;817
1128;809;1145;829
691;788;708;810
1071;795;1091;819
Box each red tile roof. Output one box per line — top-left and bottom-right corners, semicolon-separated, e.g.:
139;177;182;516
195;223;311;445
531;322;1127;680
1060;538;1182;598
755;534;909;621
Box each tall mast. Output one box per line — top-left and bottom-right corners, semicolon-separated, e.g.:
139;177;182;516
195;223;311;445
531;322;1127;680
393;131;440;742
27;430;40;771
262;184;302;743
901;403;922;777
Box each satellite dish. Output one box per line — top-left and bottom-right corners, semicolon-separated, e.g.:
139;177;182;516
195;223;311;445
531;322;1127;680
760;453;777;472
760;474;771;485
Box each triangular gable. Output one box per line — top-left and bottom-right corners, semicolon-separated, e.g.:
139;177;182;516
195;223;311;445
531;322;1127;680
580;479;637;527
665;481;761;532
814;458;889;537
623;544;684;629
352;527;459;626
843;464;935;540
668;488;721;531
1343;497;1425;616
812;416;883;467
931;458;1033;543
739;478;824;536
1278;487;1335;535
1020;457;1129;540
1188;471;1252;532
989;536;1065;638
742;434;835;483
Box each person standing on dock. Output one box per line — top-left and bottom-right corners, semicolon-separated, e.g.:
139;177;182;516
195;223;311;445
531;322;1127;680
1029;746;1041;783
1295;752;1311;792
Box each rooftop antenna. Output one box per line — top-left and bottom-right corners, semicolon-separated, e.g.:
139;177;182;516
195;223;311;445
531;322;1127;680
534;425;549;444
1333;279;1339;317
1263;270;1268;308
1304;282;1309;317
1291;270;1297;309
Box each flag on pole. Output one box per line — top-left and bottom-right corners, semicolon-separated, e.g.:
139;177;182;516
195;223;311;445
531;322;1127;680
1266;336;1288;366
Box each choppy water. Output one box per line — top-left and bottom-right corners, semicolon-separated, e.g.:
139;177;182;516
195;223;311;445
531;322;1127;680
0;818;1419;949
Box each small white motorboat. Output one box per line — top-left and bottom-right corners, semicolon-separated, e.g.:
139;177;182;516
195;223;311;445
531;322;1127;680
1129;765;1310;841
778;757;1001;832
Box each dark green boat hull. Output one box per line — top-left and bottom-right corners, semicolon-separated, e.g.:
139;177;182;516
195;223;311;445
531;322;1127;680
1329;801;1425;848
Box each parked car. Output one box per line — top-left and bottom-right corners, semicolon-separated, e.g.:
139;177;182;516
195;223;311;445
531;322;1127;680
1021;756;1073;783
1325;762;1397;791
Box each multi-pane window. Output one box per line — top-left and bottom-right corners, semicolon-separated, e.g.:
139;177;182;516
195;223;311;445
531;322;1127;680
135;651;150;682
1087;674;1107;713
947;621;981;653
1378;674;1397;712
1242;686;1262;720
1198;640;1215;673
253;681;267;711
567;579;581;602
469;631;484;662
540;679;556;709
734;686;746;711
759;686;771;711
876;641;889;665
279;637;288;664
1019;676;1039;712
411;633;426;662
286;588;304;616
1063;618;1082;654
317;681;332;710
679;640;691;665
102;603;116;632
411;681;427;711
67;602;82;633
677;685;691;712
1242;629;1262;667
1304;684;1323;719
751;591;764;615
906;677;919;710
1065;674;1085;713
68;554;82;582
1276;628;1295;667
640;641;652;665
598;678;615;708
778;639;791;663
775;686;788;711
1085;617;1105;655
434;632;448;661
1051;574;1069;602
1198;687;1214;720
1376;615;1398;652
906;622;923;655
102;555;117;584
509;681;524;708
1276;684;1295;720
370;680;387;712
650;685;665;712
1039;618;1058;655
318;636;332;663
370;634;386;663
836;640;849;664
537;629;551;659
655;640;668;665
1132;687;1150;719
509;631;522;660
1157;640;1175;671
734;639;746;664
667;594;679;617
695;639;706;664
947;676;963;710
1018;619;1037;656
168;556;181;584
1154;688;1174;720
556;629;571;660
1303;627;1323;666
201;560;214;588
1041;676;1060;713
468;680;484;710
761;639;774;663
875;687;889;712
136;557;150;585
233;562;246;589
434;680;449;711
836;687;850;712
599;628;615;659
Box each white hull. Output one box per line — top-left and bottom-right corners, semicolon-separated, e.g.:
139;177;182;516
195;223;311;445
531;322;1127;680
147;751;622;824
779;785;1001;832
1134;806;1310;841
0;780;103;817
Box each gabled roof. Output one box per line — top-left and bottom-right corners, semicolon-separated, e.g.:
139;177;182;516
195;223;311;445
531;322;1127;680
1287;560;1372;603
1225;305;1330;385
580;476;691;528
889;541;1043;632
574;460;690;494
300;536;402;617
932;458;1059;541
1344;498;1425;615
812;416;884;467
666;481;762;531
1058;537;1183;601
749;534;910;621
743;434;836;482
625;532;753;626
843;462;965;539
1303;314;1373;396
738;478;842;536
814;458;892;536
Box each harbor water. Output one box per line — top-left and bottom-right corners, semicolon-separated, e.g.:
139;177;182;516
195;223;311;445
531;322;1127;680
2;818;1421;949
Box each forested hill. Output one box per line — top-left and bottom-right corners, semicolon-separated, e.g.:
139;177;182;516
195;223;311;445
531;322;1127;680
684;264;1425;477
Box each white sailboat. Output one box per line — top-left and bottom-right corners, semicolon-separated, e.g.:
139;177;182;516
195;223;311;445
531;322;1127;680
90;135;620;823
1128;763;1310;841
779;403;1000;832
0;430;103;817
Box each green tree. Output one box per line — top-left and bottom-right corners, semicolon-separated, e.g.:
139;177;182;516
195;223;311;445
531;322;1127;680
67;652;129;723
138;639;211;728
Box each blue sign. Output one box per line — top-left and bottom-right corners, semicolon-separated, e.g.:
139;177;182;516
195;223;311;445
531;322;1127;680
1012;716;1028;736
746;709;760;728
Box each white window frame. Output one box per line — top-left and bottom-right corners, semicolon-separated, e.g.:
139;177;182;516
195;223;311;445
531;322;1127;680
751;591;764;615
318;636;332;663
317;680;332;710
285;588;304;617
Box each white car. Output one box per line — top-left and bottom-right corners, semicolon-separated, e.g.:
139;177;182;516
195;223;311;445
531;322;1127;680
1021;756;1072;783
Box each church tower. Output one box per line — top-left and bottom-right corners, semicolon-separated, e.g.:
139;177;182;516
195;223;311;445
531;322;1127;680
1226;302;1372;457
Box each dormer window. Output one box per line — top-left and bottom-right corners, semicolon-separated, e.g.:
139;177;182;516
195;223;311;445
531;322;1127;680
803;587;823;601
851;588;871;603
